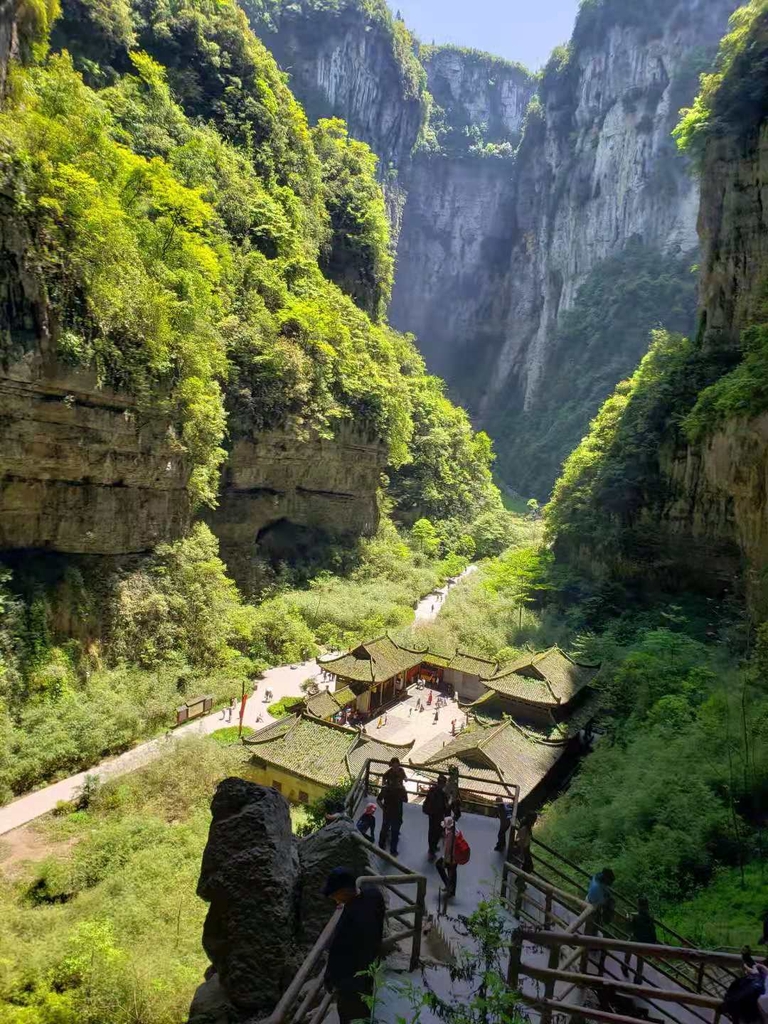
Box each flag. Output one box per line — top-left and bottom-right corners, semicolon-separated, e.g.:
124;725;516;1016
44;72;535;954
238;692;248;736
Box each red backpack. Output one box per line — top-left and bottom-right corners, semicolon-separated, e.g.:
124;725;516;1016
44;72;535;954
453;830;471;865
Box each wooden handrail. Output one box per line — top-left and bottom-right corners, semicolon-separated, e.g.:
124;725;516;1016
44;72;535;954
504;860;590;909
516;928;744;966
522;964;724;1010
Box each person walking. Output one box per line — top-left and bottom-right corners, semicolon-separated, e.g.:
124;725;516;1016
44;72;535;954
377;778;407;856
493;796;515;853
422;774;449;860
229;696;236;722
435;814;458;899
445;765;461;820
512;811;537;870
322;868;385;1024
586;867;616;923
622;897;657;982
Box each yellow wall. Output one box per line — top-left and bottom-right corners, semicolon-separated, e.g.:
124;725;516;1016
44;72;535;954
245;763;333;806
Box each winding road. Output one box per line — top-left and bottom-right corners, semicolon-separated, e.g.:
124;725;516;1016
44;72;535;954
0;564;478;837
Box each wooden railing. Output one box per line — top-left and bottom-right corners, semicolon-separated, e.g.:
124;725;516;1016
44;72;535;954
509;928;743;1024
256;833;427;1024
526;836;741;998
345;757;521;820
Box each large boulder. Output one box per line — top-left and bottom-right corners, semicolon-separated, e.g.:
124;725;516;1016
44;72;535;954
297;819;374;944
196;779;299;1018
190;782;381;1024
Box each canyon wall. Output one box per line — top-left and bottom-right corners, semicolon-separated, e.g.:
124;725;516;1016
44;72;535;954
257;0;738;496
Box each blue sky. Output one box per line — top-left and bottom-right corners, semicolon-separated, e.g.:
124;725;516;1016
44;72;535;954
388;0;579;70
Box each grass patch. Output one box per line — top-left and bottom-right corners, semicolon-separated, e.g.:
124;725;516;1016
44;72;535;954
267;696;304;719
210;726;254;745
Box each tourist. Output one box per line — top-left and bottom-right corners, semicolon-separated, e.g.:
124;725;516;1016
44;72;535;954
422;774;449;860
322;868;385;1024
622;897;657;982
356;802;378;842
229;695;236;721
433;709;439;723
445;765;461;819
586;867;616;925
451;719;456;736
511;811;537;870
435;814;458;898
377;779;407;856
382;757;407;787
493;795;514;853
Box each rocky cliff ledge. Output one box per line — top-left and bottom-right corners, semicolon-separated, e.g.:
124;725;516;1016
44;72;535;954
209;424;386;589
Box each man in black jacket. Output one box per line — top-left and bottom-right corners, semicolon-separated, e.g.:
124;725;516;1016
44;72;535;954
323;868;385;1024
422;774;449;860
377;779;407;856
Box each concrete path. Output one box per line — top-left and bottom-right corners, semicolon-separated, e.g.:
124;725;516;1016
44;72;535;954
0;657;322;835
0;567;473;836
414;564;477;622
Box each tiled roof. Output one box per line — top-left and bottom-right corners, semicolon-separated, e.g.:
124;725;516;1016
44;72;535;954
531;648;599;703
305;690;341;720
322;636;426;684
416;719;567;800
244;715;357;786
334;686;357;706
421;654;451;668
448;652;498;677
345;736;415;778
481;672;555;705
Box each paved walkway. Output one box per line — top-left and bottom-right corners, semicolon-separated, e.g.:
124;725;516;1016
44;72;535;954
0;566;478;836
414;564;477;622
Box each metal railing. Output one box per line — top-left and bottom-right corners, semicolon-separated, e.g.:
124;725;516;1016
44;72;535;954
509;927;743;1024
501;855;743;1024
526;836;741;998
257;832;427;1024
346;757;521;821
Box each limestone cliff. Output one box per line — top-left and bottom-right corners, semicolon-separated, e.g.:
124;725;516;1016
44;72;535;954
256;0;738;497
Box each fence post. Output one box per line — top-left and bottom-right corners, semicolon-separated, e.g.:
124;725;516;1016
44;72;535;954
696;962;705;993
364;759;371;798
514;874;525;920
410;876;426;971
540;941;561;1024
507;929;524;989
544;891;553;930
580;916;597;975
500;860;508;902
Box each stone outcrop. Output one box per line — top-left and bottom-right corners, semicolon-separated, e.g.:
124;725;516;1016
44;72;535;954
196;780;300;1017
208;424;386;588
251;1;425;175
189;780;375;1024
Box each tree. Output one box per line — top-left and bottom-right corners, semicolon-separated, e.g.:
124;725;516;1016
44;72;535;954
411;518;440;556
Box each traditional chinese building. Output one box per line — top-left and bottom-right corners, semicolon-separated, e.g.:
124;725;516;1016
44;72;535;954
244;713;414;805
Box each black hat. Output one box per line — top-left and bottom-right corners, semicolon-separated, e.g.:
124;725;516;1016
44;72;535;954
322;867;357;896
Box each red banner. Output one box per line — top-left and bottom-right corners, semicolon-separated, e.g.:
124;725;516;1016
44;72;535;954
238;692;248;736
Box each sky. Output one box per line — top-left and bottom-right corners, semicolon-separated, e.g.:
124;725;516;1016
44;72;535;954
388;0;580;71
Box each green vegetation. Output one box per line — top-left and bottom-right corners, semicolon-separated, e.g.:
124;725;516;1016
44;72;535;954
665;862;768;949
544;328;719;572
674;0;768;159
491;241;698;499
312;118;393;320
267;695;303;718
211;725;255;743
538;620;768;915
0;739;246;1024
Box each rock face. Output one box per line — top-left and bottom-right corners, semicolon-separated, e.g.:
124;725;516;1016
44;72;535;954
253;1;425;174
483;2;734;412
190;780;375;1024
196;780;300;1017
655;122;768;610
208;424;386;589
258;0;738;496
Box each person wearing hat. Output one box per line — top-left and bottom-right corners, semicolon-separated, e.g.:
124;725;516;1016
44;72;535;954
322;868;386;1024
356;801;378;842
